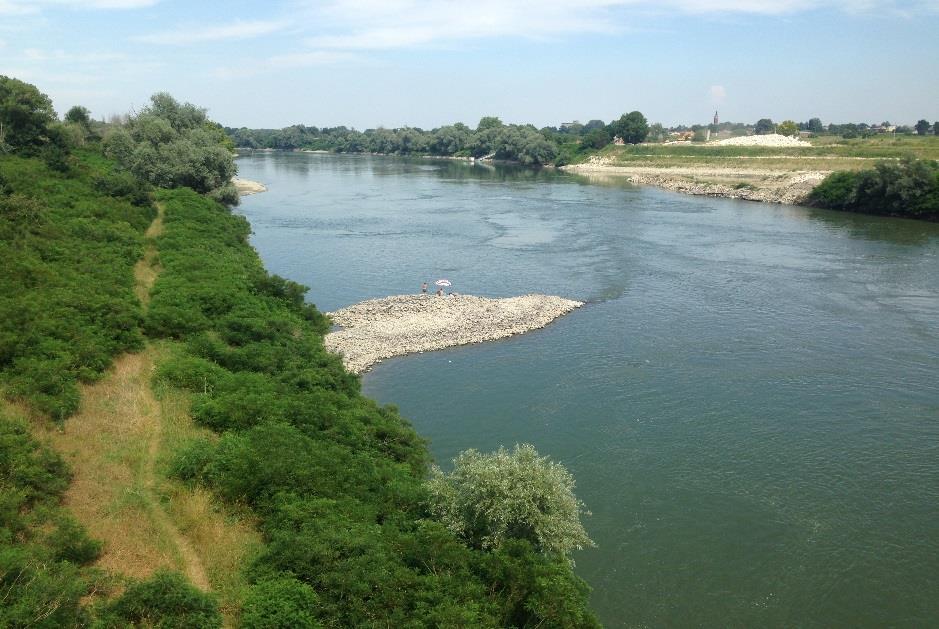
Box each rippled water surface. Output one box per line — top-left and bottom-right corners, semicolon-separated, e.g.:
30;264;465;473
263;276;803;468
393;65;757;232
236;151;939;627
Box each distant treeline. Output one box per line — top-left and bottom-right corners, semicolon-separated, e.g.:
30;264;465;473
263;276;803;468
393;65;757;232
809;157;939;221
226;111;652;166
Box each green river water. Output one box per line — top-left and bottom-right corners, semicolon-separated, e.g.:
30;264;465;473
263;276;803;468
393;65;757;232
235;151;939;627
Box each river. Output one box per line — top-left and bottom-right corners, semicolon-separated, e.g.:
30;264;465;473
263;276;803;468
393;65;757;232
235;151;939;627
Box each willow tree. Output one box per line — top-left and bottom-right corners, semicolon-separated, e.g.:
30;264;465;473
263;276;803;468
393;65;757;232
426;443;594;559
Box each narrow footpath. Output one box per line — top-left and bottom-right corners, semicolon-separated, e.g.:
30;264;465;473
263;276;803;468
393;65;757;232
37;204;217;591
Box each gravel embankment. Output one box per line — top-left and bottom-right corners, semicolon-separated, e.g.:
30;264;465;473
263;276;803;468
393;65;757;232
324;294;583;373
564;159;827;204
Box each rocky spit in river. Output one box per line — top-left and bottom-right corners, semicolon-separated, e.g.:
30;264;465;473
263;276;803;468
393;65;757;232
324;293;584;374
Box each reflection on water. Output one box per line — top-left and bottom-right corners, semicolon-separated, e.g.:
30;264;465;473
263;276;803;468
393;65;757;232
236;151;939;628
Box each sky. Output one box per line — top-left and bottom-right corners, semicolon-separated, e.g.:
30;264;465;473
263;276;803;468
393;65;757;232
1;0;937;130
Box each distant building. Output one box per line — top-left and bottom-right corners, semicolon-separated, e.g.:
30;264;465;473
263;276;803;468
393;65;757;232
713;111;719;125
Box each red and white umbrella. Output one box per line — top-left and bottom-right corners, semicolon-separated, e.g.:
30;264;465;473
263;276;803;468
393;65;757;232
435;279;452;287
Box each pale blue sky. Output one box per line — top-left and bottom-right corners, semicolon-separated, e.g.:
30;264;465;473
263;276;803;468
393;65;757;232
1;0;937;129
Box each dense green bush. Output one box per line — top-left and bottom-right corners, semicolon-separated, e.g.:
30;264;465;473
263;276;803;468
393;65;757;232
427;444;594;557
240;576;322;628
96;570;221;629
151;187;598;627
808;157;939;220
0;153;152;418
0;415;101;628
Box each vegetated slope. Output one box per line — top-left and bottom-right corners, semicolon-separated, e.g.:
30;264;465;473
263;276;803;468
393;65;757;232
149;187;599;627
0;150;229;626
0;151;153;418
0;413;102;627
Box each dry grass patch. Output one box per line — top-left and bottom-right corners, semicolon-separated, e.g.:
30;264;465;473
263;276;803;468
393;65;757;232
152;357;263;620
32;351;181;580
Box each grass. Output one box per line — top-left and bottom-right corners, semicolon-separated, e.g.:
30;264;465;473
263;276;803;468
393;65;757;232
16;198;260;626
592;134;939;173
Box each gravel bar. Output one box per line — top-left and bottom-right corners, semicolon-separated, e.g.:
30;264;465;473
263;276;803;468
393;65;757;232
324;293;584;374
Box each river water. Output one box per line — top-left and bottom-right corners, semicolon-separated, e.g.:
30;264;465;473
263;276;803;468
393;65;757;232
235;151;939;627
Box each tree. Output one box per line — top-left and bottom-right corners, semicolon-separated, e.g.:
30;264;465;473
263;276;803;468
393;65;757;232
426;443;594;559
647;122;666;143
807;117;824;133
64;105;91;128
582;127;612;150
477;116;503;132
609;111;649;144
754;118;774;135
934;121;939;136
915;119;930;135
777;120;799;137
0;75;56;149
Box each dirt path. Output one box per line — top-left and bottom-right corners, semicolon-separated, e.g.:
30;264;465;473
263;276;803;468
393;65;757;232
40;203;210;590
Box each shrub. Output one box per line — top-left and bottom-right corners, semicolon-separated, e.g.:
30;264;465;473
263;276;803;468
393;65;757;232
98;570;221;629
426;444;594;558
241;576;322;628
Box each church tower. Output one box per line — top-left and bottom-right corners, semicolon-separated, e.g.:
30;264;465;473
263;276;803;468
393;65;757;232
713;110;719;125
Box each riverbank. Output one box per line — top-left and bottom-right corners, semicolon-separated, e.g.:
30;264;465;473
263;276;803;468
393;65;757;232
324;293;583;374
563;159;826;204
563;135;939;205
232;177;266;195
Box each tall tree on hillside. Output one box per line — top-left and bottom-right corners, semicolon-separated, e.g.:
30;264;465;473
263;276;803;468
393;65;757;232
610;111;649;144
915;119;930;135
0;76;56;149
754;118;774;135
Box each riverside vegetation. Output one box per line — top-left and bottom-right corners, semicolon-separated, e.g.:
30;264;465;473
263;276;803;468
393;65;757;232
1;75;599;626
229;115;939;218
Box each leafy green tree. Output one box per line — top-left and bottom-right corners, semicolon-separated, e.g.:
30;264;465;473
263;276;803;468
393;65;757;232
477;116;503;132
582;127;612;150
777;120;799;136
647;122;666;143
64;106;91;128
426;443;594;558
0;76;56;150
915;119;930;135
934;121;939;136
754;118;774;135
610;111;648;144
807;117;824;133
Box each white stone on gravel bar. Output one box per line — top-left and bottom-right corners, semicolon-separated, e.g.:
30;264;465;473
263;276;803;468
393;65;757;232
324;293;583;374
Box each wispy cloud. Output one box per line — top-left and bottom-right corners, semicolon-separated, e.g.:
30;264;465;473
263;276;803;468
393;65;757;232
136;19;288;45
214;50;358;79
0;0;157;13
298;0;938;53
710;85;727;105
23;48;127;63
